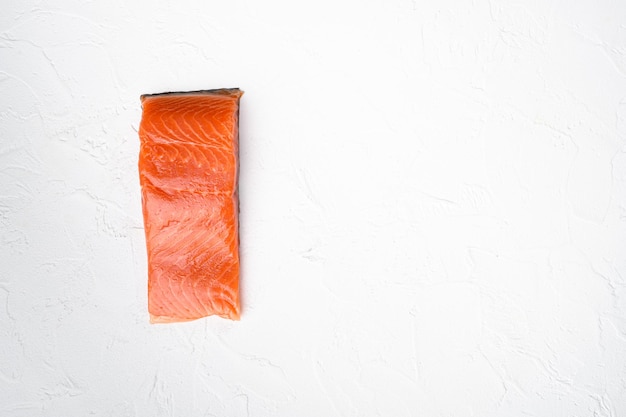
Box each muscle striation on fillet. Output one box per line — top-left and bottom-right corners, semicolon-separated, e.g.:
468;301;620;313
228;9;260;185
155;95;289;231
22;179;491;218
138;88;243;322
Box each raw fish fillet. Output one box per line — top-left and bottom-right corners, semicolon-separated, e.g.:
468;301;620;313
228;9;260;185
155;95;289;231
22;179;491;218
138;88;243;322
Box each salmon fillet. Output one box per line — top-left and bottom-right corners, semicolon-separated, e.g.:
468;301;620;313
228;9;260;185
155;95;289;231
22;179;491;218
138;88;243;322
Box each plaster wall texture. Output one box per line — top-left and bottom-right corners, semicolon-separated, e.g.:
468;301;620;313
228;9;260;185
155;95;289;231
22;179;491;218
2;0;626;416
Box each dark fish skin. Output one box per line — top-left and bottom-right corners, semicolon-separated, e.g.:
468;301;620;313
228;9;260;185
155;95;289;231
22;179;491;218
140;88;242;102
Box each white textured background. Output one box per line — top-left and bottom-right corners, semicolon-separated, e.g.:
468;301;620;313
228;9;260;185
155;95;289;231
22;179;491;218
2;0;626;415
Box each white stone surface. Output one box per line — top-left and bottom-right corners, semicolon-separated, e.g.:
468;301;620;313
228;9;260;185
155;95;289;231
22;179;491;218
2;0;626;415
